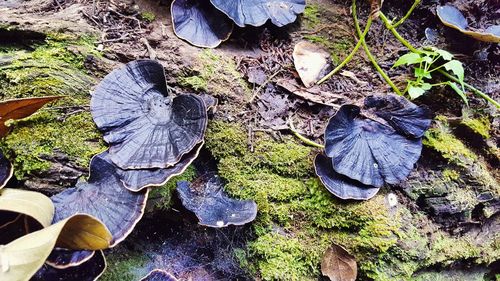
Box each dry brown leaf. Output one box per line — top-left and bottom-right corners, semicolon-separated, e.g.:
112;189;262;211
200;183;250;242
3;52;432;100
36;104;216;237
321;244;357;281
292;41;331;88
0;96;63;137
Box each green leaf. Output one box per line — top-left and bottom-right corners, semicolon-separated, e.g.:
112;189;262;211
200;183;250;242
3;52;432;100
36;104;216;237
421;83;432;90
0;214;112;281
414;68;432;79
408;85;426;99
435;49;453;60
422;55;434;64
0;188;54;228
393;53;422;68
448;82;469;106
443;60;464;83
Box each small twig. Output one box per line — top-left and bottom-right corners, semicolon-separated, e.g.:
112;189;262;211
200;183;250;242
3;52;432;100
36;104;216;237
379;12;419;53
140;38;157;60
249;69;283;103
288;118;325;148
352;0;402;95
317;11;373;84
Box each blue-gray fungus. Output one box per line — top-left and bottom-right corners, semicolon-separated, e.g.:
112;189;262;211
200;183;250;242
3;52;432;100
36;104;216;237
32;250;106;281
140;269;179;281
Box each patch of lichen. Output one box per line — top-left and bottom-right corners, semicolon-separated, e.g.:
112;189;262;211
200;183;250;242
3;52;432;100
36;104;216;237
0;35;106;178
101;250;148;281
179;50;251;101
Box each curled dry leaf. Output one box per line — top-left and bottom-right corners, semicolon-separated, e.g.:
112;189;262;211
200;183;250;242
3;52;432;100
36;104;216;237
0;96;63;137
0;214;111;281
292;41;331;88
321;244;357;281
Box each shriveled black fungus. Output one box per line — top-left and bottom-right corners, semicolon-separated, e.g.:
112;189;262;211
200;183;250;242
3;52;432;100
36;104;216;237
364;94;431;138
210;0;306;27
51;155;148;247
177;174;257;227
314;154;380;200
437;5;500;43
0;152;13;189
46;249;95;269
96;142;203;192
91;60;207;169
325;105;422;187
140;269;179;281
32;250;106;281
171;0;233;48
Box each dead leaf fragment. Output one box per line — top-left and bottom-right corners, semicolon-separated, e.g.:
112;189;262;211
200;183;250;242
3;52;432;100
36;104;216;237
292;41;331;88
321;244;357;281
0;96;63;137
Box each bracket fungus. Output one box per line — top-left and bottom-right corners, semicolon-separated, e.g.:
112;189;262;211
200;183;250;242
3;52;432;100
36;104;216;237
364;94;431;138
46;249;95;269
33;250;106;281
96;142;203;192
91;60;207;169
314;154;380;201
325;104;422;187
140;269;179;281
437;5;500;43
210;0;306;27
317;96;430;200
51;154;149;247
0;152;13;190
177;174;258;227
171;0;233;48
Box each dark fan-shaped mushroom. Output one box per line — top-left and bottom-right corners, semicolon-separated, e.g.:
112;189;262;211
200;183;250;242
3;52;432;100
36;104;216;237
0;211;44;244
210;0;306;27
91;60;207;169
171;0;233;48
96;142;203;192
177;174;257;227
437;5;500;43
325;105;422;187
46;249;95;269
140;269;179;281
0;152;13;190
32;250;106;281
314;154;380;200
364;94;431;138
51;154;149;247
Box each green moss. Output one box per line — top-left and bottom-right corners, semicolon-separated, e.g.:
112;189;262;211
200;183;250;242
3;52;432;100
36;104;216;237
423;121;477;166
179;50;251;101
303;35;353;65
0;36;105;179
140;11;156;23
303;5;321;29
149;165;197;211
442;169;460;181
101;251;148;281
461;117;490;139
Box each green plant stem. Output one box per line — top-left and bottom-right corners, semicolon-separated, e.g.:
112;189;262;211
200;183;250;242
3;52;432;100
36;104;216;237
352;0;402;95
379;12;419;53
392;0;421;28
437;69;500;108
288;119;325;148
317;15;373;84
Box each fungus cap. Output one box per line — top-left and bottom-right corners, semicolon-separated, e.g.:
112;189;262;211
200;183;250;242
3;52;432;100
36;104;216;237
364;94;431;138
0;152;13;190
314;154;380;200
325;105;422;187
171;0;233;48
210;0;306;27
51;155;149;247
177;174;258;227
46;249;95;269
437;5;500;43
97;142;203;192
91;60;207;169
32;250;106;281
